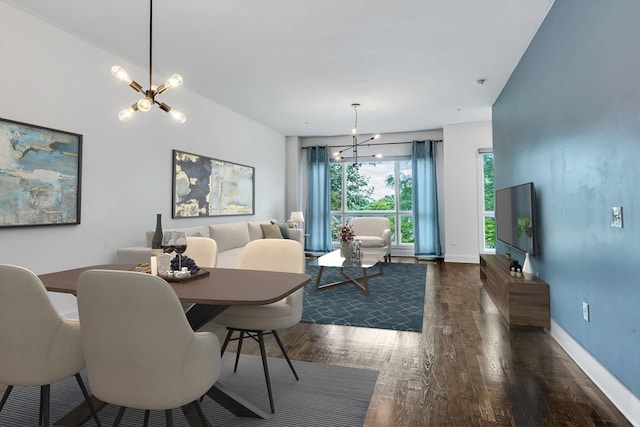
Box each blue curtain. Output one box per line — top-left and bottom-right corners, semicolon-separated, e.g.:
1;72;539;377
412;140;442;256
305;146;332;252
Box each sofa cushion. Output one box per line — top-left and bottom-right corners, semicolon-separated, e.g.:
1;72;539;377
260;223;283;239
145;225;210;247
247;221;268;241
270;220;290;239
210;222;250;252
217;247;244;269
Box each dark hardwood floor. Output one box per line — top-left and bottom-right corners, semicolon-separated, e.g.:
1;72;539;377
203;258;631;427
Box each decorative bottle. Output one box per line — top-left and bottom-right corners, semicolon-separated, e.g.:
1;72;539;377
151;214;163;257
522;252;534;280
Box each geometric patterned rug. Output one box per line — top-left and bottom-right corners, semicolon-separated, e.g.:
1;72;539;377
302;262;426;332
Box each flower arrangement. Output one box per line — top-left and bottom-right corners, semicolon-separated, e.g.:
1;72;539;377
337;223;355;243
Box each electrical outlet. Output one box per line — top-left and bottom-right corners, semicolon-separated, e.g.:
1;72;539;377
611;206;623;228
582;302;590;322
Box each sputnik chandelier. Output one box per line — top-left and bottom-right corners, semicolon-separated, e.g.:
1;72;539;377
111;0;186;124
333;103;380;163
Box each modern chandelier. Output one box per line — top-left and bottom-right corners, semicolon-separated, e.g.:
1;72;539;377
111;0;186;124
333;103;380;163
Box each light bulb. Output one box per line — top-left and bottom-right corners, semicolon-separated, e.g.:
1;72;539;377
118;107;136;122
374;134;381;139
169;109;186;124
374;153;383;159
137;97;153;112
111;66;132;83
352;128;357;136
156;74;184;94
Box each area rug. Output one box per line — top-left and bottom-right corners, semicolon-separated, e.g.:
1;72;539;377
0;354;378;427
302;262;427;332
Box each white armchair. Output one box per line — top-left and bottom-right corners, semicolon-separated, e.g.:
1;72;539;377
350;217;392;262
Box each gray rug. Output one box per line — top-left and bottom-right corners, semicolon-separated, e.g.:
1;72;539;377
0;354;378;426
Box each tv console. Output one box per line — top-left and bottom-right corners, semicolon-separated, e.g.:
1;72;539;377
479;254;550;328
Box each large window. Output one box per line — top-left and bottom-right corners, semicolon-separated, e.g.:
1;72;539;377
330;159;413;246
479;152;495;252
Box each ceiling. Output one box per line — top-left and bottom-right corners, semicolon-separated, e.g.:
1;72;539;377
3;0;553;137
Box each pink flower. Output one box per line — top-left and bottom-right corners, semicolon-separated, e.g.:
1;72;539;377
338;224;355;243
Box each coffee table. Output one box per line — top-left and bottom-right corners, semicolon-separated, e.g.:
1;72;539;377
309;248;387;295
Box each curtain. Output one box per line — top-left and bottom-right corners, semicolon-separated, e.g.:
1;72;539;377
412;140;442;256
305;146;332;252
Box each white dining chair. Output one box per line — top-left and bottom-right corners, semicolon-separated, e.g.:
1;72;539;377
184;236;218;268
213;239;305;413
77;269;221;426
0;264;101;427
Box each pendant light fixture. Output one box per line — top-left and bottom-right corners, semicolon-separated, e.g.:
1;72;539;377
333;103;380;162
111;0;186;124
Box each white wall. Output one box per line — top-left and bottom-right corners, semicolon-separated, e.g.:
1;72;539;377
443;120;493;263
0;4;287;314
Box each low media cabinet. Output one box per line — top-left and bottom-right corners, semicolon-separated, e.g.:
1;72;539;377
479;254;550;328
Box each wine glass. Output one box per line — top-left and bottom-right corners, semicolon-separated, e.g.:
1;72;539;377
173;231;188;271
161;231;176;254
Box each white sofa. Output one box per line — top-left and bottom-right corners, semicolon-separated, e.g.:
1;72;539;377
116;220;304;269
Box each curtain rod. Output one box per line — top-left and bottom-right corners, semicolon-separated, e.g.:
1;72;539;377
301;139;442;150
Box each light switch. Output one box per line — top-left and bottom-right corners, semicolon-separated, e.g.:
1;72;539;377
611;207;623;228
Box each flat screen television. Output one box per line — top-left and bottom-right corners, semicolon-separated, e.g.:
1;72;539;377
495;182;538;256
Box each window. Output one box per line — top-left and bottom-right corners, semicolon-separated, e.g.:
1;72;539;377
479;152;495;252
330;159;413;245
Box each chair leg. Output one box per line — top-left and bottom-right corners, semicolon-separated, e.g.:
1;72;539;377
40;384;50;427
234;330;245;373
165;409;174;427
113;406;126;426
143;410;150;427
257;331;275;413
272;330;299;380
75;373;102;427
0;385;13;411
220;328;234;356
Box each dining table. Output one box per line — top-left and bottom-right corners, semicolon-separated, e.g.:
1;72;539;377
38;263;311;427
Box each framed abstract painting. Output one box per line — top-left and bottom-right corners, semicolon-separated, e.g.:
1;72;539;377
172;149;255;218
0;118;82;228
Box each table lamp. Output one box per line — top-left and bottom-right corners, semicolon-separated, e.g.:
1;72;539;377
289;211;304;229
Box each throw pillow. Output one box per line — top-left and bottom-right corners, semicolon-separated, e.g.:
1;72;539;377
261;223;283;239
270;220;290;239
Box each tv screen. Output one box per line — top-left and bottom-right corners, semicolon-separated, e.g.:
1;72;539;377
496;182;538;256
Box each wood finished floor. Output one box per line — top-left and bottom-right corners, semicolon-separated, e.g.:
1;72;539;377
203;258;631;427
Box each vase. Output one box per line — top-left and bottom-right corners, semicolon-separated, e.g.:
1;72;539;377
340;241;353;260
522;252;534;280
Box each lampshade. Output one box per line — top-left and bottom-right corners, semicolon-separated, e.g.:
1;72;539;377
289;211;304;222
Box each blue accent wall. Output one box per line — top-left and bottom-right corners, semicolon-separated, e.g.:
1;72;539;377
493;0;640;398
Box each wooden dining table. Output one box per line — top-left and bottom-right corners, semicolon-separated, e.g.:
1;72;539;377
39;264;311;427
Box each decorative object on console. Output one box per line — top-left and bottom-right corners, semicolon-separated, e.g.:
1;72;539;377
522;252;534;280
172;150;254;218
111;0;186;123
0;118;82;228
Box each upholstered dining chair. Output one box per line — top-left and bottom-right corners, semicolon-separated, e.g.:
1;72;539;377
184;236;218;268
0;264;101;427
349;217;392;262
77;269;221;427
214;239;305;413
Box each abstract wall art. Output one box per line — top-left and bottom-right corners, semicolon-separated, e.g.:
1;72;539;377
0;118;82;228
172;150;254;218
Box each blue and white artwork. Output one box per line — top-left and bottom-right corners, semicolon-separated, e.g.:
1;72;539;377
0;118;81;227
172;150;254;218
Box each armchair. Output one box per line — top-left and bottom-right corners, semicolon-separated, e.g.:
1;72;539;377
350;217;392;262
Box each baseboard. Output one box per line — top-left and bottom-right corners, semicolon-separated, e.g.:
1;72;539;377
549;320;640;426
444;254;479;264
